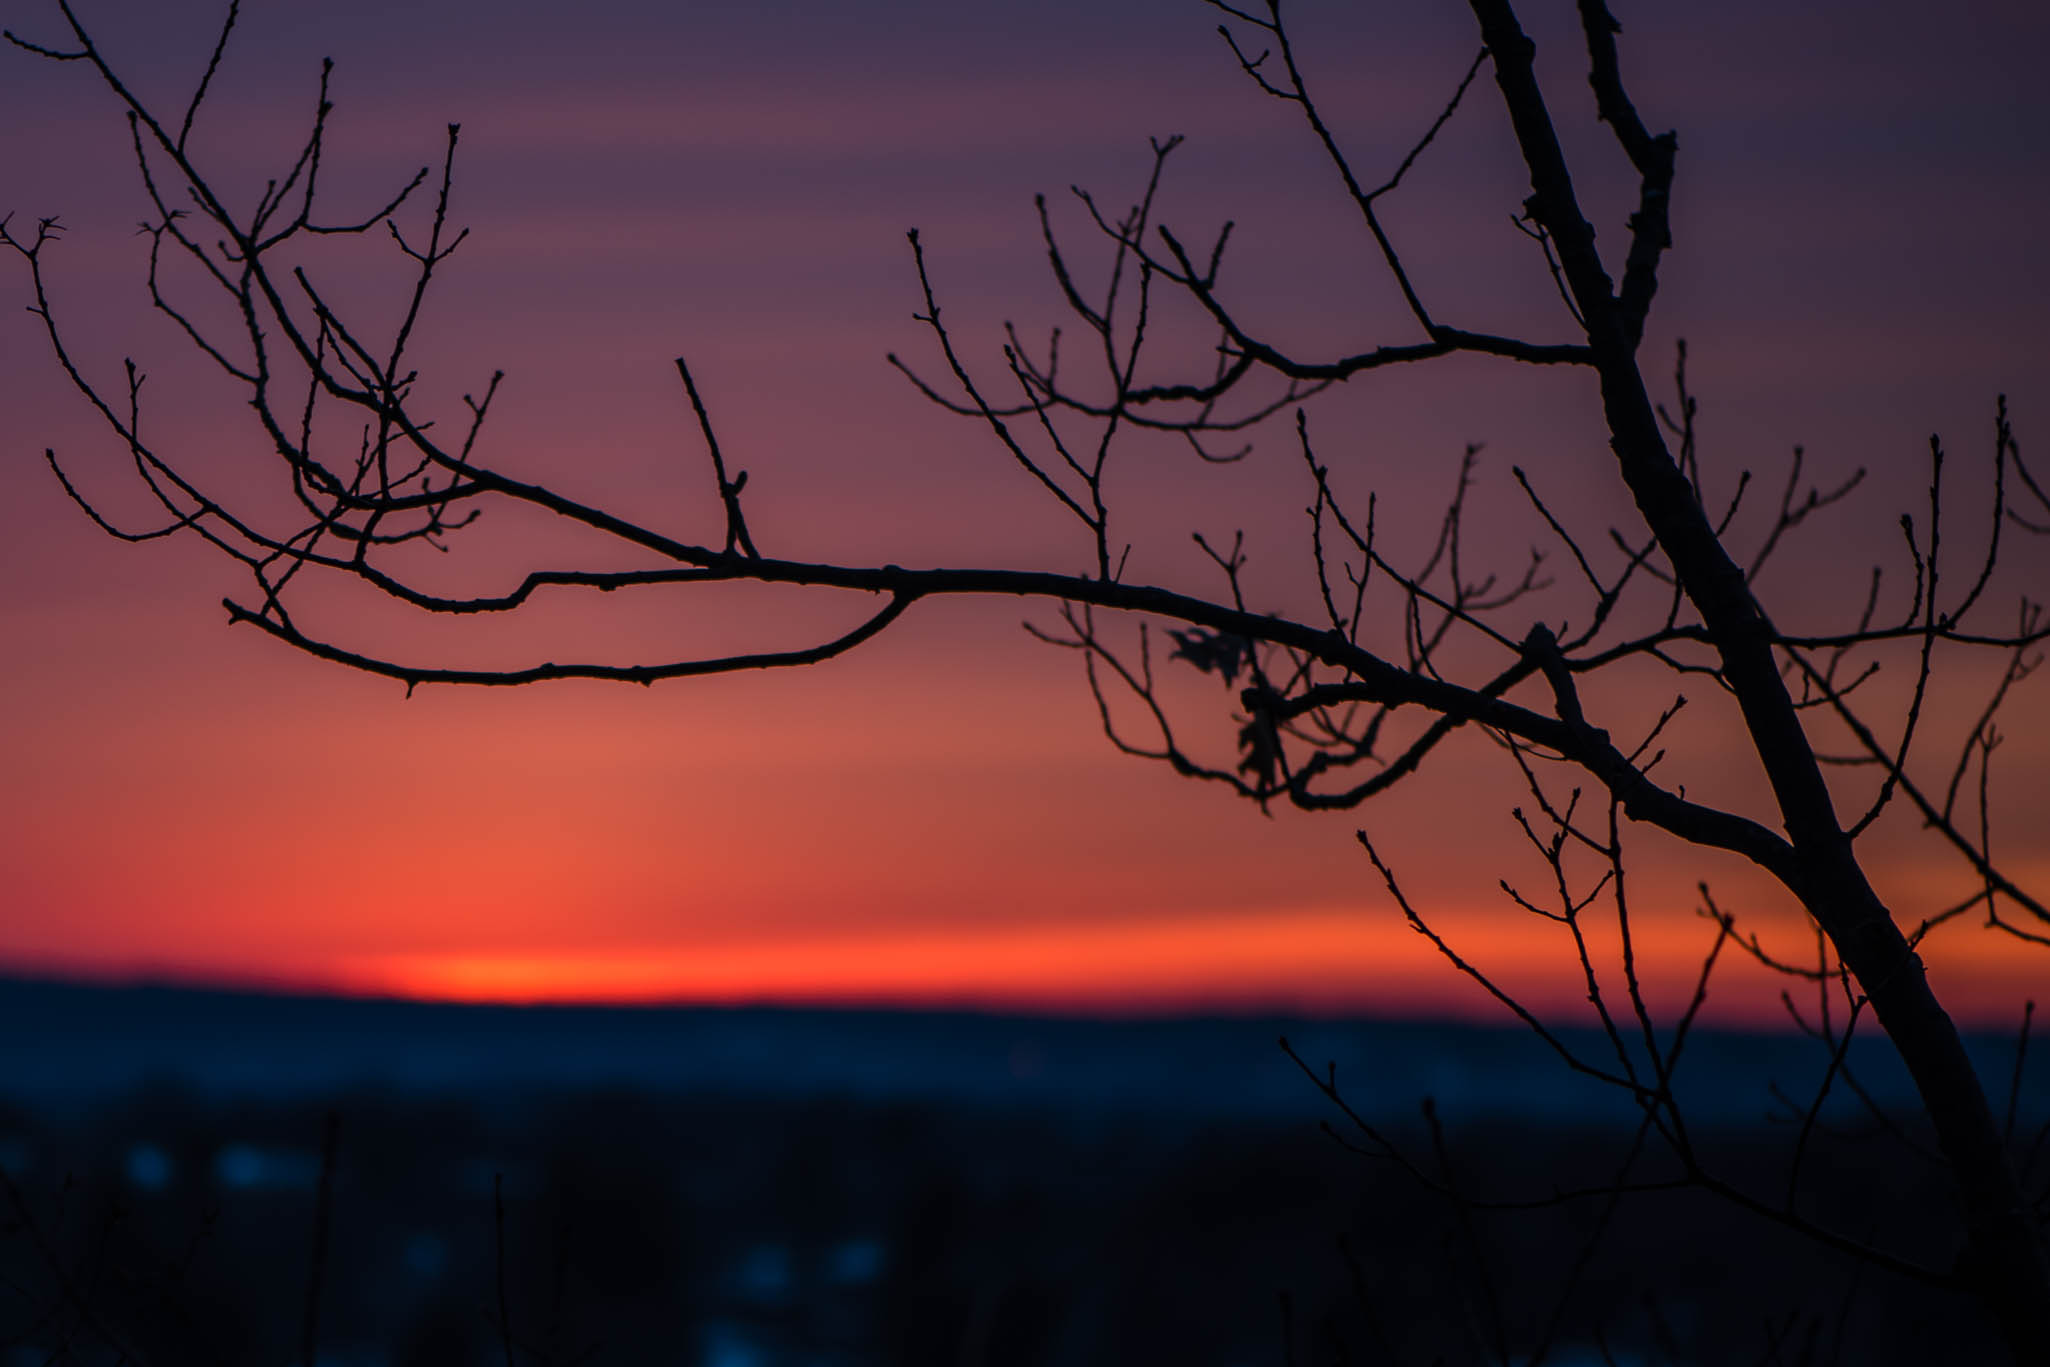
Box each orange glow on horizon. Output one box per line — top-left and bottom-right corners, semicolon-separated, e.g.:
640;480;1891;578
338;908;1474;1013
107;904;2012;1029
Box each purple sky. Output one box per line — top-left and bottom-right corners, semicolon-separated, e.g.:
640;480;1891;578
2;0;2044;1018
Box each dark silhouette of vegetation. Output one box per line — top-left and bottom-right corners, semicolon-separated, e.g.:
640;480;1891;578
0;998;2040;1366
6;0;2048;1358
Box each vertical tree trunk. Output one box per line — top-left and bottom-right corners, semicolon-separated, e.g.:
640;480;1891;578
1470;1;2050;1354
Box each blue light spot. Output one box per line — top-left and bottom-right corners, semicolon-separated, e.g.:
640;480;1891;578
403;1231;447;1282
699;1320;767;1367
213;1143;320;1191
735;1242;792;1303
124;1142;173;1191
828;1236;885;1286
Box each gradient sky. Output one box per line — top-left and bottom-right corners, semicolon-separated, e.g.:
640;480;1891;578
2;0;2045;1024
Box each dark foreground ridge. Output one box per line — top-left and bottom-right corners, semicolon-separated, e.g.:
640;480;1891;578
1;976;2041;1366
3;973;2028;1123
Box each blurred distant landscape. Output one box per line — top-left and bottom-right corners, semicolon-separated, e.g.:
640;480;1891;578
1;977;2039;1366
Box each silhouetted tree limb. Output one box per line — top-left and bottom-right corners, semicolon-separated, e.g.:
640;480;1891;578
9;0;2047;1355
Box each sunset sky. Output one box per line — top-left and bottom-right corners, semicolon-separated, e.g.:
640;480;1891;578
2;0;2044;1025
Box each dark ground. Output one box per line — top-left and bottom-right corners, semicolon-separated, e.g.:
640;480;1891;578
0;979;2040;1366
